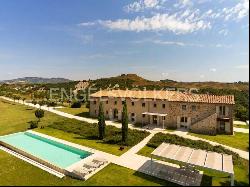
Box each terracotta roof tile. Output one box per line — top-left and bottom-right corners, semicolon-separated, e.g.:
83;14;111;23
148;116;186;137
90;90;235;104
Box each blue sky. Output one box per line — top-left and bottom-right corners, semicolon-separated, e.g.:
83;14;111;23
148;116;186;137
0;0;249;82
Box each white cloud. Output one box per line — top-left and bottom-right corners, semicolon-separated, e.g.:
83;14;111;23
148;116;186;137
99;13;211;34
222;0;249;21
235;64;249;69
218;29;229;36
209;68;217;72
150;39;204;47
174;0;193;8
214;43;232;48
124;0;165;12
78;22;96;27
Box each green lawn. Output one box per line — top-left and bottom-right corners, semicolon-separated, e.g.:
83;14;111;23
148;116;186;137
137;146;249;186
188;132;249;152
0;99;149;156
0;99;62;136
0;150;174;186
35;127;129;156
234;124;249;129
56;106;90;118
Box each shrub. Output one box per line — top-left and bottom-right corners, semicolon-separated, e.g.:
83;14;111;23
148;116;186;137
35;109;44;122
48;119;150;147
47;101;57;107
28;121;38;129
31;100;37;105
71;101;82;108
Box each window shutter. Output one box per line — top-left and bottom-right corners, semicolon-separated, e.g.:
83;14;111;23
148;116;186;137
177;116;181;128
216;106;220;114
225;107;229;116
177;116;180;124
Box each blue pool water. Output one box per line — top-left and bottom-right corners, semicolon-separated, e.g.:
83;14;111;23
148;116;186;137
0;132;91;168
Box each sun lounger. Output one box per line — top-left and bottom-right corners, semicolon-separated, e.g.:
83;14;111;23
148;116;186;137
92;158;108;164
87;161;103;168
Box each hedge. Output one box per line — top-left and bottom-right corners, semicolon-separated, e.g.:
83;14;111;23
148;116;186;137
48;119;150;146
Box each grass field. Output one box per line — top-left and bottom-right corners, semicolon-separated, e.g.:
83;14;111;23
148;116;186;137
35;127;130;156
234;124;249;129
188;132;249;152
56;106;90;118
137;146;249;186
0;99;62;136
0;99;148;156
0;150;174;186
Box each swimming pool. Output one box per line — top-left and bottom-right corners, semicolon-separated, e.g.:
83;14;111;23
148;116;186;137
0;132;92;168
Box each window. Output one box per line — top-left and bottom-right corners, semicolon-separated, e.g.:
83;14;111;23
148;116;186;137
142;103;145;107
106;100;108;104
106;111;108;115
122;100;125;104
162;116;166;120
192;105;197;111
114;101;117;105
95;110;97;114
131;102;134;106
94;101;97;105
131;118;135;122
181;117;187;123
154;103;157;108
162;104;166;109
131;113;135;117
219;106;226;115
142;114;146;118
182;105;187;110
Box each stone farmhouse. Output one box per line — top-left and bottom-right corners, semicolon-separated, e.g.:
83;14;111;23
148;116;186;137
90;90;235;135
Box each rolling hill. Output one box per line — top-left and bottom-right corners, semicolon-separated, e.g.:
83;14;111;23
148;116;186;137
0;77;73;84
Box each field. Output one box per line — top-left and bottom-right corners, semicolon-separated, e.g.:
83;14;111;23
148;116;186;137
56;106;90;118
0;99;173;186
0;98;249;186
0;99;149;156
0;150;173;186
0;99;62;136
234;124;249;129
188;132;249;152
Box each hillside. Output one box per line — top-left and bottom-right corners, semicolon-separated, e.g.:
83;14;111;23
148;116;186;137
0;77;73;84
0;74;248;121
91;74;249;92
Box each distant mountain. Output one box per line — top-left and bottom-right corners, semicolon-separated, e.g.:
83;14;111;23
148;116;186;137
0;77;73;84
160;79;177;83
91;74;249;91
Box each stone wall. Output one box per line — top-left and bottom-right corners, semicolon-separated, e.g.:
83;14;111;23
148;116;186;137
190;113;218;135
89;96;234;134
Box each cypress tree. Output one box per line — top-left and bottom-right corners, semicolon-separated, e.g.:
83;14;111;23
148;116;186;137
122;101;128;144
98;102;106;139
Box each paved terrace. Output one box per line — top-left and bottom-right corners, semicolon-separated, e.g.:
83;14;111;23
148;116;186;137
0;96;248;161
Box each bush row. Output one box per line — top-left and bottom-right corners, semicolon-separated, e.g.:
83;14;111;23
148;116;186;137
48;119;150;146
